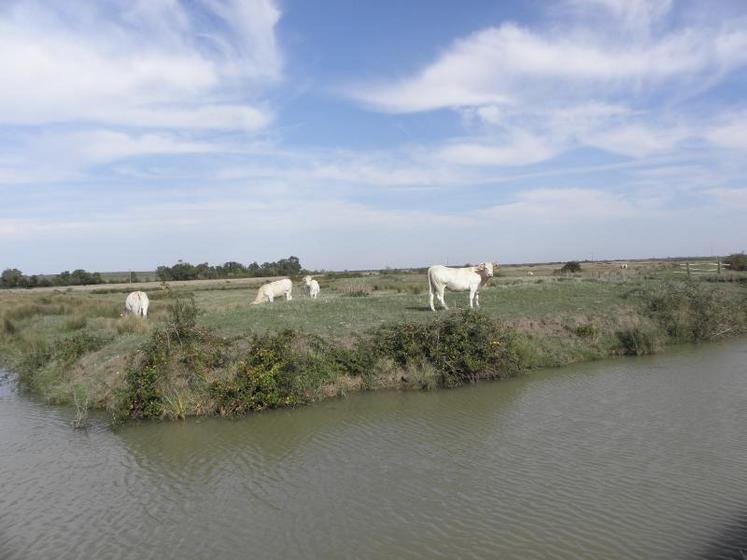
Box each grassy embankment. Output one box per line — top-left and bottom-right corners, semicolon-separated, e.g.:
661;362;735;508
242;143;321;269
0;260;745;423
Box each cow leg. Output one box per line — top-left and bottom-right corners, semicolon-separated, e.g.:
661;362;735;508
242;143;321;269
429;289;436;311
469;287;476;309
268;294;274;303
286;291;292;301
475;290;480;308
438;290;448;310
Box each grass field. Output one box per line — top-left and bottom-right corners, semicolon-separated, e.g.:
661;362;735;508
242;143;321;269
1;259;745;423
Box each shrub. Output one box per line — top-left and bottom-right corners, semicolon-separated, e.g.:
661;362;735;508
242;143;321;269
209;330;341;415
574;323;599;341
166;293;200;341
617;327;658;355
560;261;582;273
366;310;528;387
639;280;746;342
724;252;747;272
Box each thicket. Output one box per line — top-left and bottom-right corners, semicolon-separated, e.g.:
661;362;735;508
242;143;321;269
156;256;303;282
615;280;747;355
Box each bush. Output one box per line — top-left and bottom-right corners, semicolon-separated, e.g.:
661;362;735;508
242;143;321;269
617;327;658;355
167;293;201;341
724;253;747;272
574;323;599;340
560;261;582;273
209;330;341;415
639;280;746;342
366;310;528;387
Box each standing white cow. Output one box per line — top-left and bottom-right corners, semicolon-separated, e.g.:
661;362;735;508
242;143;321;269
124;291;149;318
303;275;320;299
427;262;495;311
252;278;293;304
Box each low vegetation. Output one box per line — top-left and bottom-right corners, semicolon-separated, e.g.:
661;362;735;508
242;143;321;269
1;262;745;424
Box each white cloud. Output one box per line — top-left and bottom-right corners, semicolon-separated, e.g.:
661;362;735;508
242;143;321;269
582;123;689;157
345;23;747;114
0;0;281;130
438;132;559;166
705;114;747;150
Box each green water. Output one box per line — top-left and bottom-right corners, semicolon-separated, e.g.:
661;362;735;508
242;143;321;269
2;341;747;559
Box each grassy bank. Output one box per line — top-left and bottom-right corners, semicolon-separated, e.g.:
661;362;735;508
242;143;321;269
1;263;746;423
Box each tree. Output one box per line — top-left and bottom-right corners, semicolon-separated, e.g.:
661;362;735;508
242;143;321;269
724;252;746;271
1;268;24;288
560;261;582;273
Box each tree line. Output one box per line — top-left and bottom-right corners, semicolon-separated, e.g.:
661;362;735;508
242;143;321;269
155;256;303;281
1;268;105;289
1;256;305;289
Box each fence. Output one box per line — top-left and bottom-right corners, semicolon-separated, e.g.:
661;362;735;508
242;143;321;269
675;260;731;277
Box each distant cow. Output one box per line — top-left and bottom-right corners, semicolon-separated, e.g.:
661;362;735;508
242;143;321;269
427;262;495;311
620;263;629;269
252;278;293;304
303;275;320;299
123;291;149;318
527;271;534;276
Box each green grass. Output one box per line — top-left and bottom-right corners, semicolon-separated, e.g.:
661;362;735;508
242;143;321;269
1;263;746;422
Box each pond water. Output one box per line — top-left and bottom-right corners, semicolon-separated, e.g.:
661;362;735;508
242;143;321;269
2;341;747;559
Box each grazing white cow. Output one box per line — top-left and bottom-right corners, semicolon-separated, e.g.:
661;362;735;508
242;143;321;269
252;278;293;304
303;275;320;299
427;262;495;311
124;291;149;318
620;263;629;270
527;271;534;276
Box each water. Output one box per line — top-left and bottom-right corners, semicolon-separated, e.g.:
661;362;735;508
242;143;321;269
2;341;747;559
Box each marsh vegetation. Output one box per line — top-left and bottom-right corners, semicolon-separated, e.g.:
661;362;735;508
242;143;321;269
1;260;745;422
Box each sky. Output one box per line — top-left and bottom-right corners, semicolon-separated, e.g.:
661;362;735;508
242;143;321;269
1;0;746;274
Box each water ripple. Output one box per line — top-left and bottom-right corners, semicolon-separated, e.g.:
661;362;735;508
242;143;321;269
2;341;747;559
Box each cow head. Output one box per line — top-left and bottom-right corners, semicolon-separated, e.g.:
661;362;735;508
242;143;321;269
477;262;494;277
302;275;313;286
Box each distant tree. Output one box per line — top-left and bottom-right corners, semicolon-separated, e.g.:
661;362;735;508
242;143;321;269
724;252;747;271
155;256;304;281
1;268;25;288
220;261;246;277
560;261;582;273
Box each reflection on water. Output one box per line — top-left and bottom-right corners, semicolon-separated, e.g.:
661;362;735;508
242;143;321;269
2;341;747;560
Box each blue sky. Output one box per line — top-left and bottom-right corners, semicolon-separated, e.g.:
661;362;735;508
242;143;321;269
1;0;746;273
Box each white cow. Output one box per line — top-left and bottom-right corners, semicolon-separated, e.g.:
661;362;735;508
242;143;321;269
303;275;320;299
124;291;149;318
527;271;534;276
620;263;629;270
252;278;293;304
427;262;495;311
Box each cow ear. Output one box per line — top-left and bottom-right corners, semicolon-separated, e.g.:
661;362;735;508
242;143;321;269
477;263;485;270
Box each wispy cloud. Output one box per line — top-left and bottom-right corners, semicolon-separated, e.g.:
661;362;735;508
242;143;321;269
344;22;747;114
0;0;281;130
342;2;747;166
